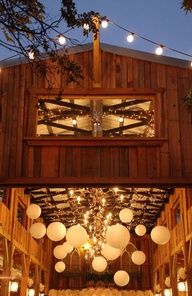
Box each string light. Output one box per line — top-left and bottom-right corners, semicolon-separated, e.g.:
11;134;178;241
72;119;77;125
58;35;66;45
28;50;35;60
83;23;89;31
118;117;124;123
127;33;135;43
155;45;164;56
101;20;108;28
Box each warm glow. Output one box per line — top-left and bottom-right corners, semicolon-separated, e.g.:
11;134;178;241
58;35;66;45
155;46;163;55
72;119;77;125
127;33;134;43
83;241;91;250
118;117;124;123
9;281;19;292
178;281;187;292
28;50;35;60
101;20;108;28
83;23;89;30
164;289;172;296
27;288;35;296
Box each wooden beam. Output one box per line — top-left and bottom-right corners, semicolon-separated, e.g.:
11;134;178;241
1;176;192;186
93;17;101;88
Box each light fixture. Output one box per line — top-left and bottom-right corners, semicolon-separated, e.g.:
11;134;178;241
101;20;108;28
27;288;35;296
72;119;77;125
164;288;172;296
118;116;124;123
9;281;19;292
83;23;89;30
127;33;134;43
58;35;66;45
178;281;187;292
155;46;163;55
28;50;35;60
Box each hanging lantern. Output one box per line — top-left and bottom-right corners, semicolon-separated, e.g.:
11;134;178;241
106;224;130;250
26;204;41;219
151;226;170;245
119;208;133;223
46;222;66;241
66;225;88;248
55;261;66;273
53;245;67;259
62;241;74;253
135;224;147;236
101;243;121;261
114;270;130;287
92;256;107;272
131;250;146;265
30;222;46;239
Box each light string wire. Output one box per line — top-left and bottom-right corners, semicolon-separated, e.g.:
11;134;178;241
0;16;192;64
110;20;192;59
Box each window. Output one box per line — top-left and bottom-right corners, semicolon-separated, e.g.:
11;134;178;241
36;96;155;137
17;202;27;228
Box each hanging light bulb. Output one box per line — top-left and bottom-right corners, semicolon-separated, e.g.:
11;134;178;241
83;23;89;30
28;50;35;60
155;45;163;55
118;117;124;123
127;33;134;43
58;35;66;45
101;20;108;28
72;119;77;125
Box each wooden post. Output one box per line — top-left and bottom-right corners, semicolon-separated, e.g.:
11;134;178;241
170;254;178;296
0;238;10;296
93;16;101;88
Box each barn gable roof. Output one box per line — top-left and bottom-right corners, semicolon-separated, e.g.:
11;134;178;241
0;42;191;69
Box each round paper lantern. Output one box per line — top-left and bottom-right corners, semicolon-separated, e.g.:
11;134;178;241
66;225;88;248
27;204;41;219
55;261;65;273
53;245;67;259
114;270;130;287
63;241;74;253
30;222;46;239
165;276;171;288
135;224;147;236
151;226;170;245
106;224;130;250
178;267;186;280
119;208;133;223
131;250;146;265
47;222;66;241
101;243;121;261
92;256;107;272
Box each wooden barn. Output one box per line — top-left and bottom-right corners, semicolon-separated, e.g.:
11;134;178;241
0;33;192;296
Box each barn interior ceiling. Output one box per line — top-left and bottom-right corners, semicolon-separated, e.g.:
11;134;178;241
25;187;173;232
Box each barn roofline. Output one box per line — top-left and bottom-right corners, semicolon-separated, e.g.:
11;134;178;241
0;42;191;69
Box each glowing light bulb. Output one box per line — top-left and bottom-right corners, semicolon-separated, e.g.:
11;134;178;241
155;46;163;55
83;23;89;30
190;61;192;67
72;119;77;125
77;196;81;204
101;20;108;28
28;50;35;60
69;189;74;195
127;33;134;43
118;117;124;123
58;35;66;45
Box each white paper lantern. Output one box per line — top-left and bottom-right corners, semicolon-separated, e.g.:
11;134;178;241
66;225;88;248
106;224;130;250
53;245;67;259
151;226;170;245
27;204;41;219
165;276;171;288
135;224;147;236
92;256;107;272
30;222;46;239
101;243;121;261
114;270;130;287
119;208;133;223
47;222;66;241
55;261;65;273
131;250;146;265
63;241;74;253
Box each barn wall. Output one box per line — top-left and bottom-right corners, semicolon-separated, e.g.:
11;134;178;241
0;50;192;184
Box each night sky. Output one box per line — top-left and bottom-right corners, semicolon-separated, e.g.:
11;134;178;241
1;0;192;61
